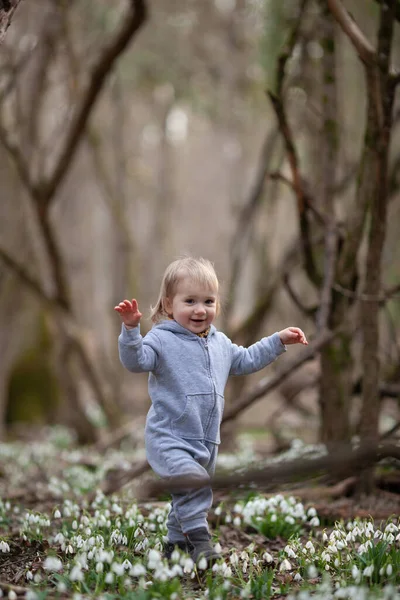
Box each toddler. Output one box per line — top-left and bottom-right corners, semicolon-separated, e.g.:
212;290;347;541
115;257;307;565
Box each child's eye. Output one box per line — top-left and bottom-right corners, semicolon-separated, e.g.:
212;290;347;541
185;299;194;304
205;299;215;305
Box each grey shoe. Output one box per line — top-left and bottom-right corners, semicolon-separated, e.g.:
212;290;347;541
162;539;188;560
185;527;221;565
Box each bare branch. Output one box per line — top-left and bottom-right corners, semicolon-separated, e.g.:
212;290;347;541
42;0;148;204
326;0;376;65
222;327;339;426
0;123;33;191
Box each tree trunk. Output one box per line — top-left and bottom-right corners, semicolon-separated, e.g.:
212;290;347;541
358;0;396;494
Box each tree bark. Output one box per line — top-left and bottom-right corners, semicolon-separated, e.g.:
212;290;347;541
358;0;397;493
0;0;22;44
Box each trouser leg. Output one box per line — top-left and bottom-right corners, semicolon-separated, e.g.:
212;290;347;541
146;436;218;539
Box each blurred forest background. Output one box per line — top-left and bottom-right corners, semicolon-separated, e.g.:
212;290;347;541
0;0;399;482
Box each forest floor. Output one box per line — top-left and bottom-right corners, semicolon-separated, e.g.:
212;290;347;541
1;429;400;599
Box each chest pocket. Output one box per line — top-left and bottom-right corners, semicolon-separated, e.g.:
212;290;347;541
171;393;224;444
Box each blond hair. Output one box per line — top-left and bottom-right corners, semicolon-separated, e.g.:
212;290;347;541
150;257;220;323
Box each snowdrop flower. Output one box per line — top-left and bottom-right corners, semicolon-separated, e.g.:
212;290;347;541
8;591;17;600
214;506;222;516
334;558;340;568
279;559;292;572
363;564;374;577
43;556;63;572
25;571;33;581
294;573;302;582
53;509;61;519
104;572;114;584
130;563;146;577
111;562;125;576
197;556;208;570
307;564;318;578
72;520;78;530
305;541;315;554
214;542;222;553
309;517;320;527
263;552;273;563
387;563;393;576
25;591;38;600
147;549;162;570
233;516;241;527
322;532;328;542
221;564;232;578
0;541;10;553
96;562;103;573
285;545;297;559
230;551;239;566
183;557;194;573
307;507;317;518
69;565;84;582
351;565;360;582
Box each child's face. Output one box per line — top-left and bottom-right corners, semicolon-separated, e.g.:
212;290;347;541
164;277;217;334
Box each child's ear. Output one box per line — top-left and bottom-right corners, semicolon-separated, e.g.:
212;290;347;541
163;296;173;316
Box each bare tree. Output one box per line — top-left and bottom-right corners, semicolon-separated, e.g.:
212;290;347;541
0;0;148;440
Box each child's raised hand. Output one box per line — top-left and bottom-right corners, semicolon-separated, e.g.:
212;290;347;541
278;327;308;346
114;299;142;328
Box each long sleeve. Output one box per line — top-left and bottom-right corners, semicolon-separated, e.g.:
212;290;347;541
229;332;286;376
118;325;161;373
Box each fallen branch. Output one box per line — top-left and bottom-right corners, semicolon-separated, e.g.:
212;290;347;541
141;441;400;499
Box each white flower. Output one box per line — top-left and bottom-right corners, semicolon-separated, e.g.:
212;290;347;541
351;565;360;581
69;565;84;582
363;564;374;577
307;564;318;578
105;572;114;584
279;559;292;572
387;563;393;576
95;562;103;573
307;507;317;517
43;556;63;572
53;510;61;519
183;557;194;573
263;552;273;563
111;562;125;576
284;545;297;559
294;573;302;582
130;563;146;577
214;506;222;516
25;571;33;581
197;557;208;570
8;591;17;600
230;552;239;566
309;517;320;527
0;541;10;553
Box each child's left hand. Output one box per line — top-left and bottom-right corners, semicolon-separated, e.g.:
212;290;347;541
278;327;308;346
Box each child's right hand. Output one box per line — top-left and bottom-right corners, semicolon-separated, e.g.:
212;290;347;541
114;299;142;328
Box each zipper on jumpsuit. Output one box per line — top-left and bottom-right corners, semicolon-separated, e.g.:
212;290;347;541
200;337;218;438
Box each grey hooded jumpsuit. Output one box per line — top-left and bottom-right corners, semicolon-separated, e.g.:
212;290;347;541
118;319;286;543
